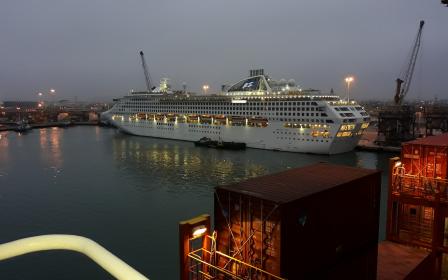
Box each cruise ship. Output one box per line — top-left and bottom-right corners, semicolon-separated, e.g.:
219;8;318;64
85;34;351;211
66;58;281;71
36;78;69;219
102;70;370;154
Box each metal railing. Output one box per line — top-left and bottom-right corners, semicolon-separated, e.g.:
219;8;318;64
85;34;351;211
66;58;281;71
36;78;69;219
0;234;149;280
392;172;448;201
188;247;285;280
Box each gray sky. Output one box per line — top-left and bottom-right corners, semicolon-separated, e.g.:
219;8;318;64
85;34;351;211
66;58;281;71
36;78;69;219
1;0;447;102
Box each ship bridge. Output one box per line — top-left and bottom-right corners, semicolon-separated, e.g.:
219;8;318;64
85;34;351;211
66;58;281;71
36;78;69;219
225;74;309;97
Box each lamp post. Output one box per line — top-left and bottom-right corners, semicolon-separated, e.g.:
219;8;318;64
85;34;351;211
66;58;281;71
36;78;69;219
202;84;209;95
344;76;354;102
49;88;56;104
16;107;21;121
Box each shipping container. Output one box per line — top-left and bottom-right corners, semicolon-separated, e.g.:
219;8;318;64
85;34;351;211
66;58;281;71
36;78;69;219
214;163;381;279
401;134;448;179
387;134;448;253
377;241;437;280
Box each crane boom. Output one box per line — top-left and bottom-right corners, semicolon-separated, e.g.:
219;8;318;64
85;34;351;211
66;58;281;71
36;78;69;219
139;51;153;92
394;20;424;105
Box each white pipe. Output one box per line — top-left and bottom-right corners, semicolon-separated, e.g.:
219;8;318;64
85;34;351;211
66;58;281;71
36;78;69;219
0;234;149;280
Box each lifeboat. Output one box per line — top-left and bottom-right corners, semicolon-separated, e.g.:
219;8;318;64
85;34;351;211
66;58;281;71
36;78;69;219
187;114;199;123
137;113;147;120
200;114;212;124
229;116;246;126
166;113;177;122
248;117;268;127
213;115;227;125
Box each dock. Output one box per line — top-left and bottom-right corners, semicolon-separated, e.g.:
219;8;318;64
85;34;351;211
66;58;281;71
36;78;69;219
0;121;101;132
356;126;401;153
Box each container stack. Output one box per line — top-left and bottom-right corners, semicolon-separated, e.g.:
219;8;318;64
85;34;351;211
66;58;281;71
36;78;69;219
387;134;448;251
214;163;381;279
383;133;448;279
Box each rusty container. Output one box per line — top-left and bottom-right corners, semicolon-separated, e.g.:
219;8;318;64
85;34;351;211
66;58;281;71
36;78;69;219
377;241;438;280
401;134;448;179
214;163;381;279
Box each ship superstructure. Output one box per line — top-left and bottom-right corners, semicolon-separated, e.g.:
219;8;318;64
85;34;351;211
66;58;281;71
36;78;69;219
102;71;370;154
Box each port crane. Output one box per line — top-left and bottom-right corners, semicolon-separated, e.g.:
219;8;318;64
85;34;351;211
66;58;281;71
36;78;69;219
394;20;424;105
139;51;153;92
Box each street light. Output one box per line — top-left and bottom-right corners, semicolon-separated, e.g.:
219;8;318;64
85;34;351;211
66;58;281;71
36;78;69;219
16;107;21;121
344;76;354;102
202;84;209;94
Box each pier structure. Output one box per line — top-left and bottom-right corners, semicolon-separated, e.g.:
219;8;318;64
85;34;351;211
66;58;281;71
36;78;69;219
424;105;448;136
377;105;416;146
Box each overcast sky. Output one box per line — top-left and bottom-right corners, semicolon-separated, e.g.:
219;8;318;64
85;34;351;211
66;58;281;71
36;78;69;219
1;0;447;102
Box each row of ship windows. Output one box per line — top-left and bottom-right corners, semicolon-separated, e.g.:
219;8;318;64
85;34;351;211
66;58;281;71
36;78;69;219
276;118;333;123
125;116;334;124
275;112;327;117
340;113;355;117
119;110;336;120
188;125;221;129
334;106;364;111
127;117;331;125
128;120;334;133
189;130;221;134
125;124;175;130
124;101;320;106
274;131;332;137
275;137;330;143
119;106;324;112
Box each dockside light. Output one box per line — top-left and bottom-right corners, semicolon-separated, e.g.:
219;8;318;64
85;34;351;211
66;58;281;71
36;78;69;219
192;226;207;238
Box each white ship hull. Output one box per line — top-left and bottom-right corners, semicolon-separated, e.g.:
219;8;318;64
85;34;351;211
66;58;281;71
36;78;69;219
108;118;362;154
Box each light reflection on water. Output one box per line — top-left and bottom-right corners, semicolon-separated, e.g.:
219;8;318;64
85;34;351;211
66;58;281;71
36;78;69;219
39;128;63;169
0;132;9;164
111;136;274;196
0;127;396;280
110;134;391;199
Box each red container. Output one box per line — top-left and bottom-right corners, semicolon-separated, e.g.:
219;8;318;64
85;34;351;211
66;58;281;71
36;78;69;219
377;241;437;280
401;134;448;179
214;163;381;279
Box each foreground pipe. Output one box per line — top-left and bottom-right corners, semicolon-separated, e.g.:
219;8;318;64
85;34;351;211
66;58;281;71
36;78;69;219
0;234;149;280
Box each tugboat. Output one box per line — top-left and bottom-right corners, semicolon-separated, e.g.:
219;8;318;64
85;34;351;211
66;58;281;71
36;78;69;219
13;120;32;133
194;137;246;150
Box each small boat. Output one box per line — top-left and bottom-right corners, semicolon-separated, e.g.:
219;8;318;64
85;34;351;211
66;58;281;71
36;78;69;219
59;121;73;128
194;137;246;150
13;120;32;133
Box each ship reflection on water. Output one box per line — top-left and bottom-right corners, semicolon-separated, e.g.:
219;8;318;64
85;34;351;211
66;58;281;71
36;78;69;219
110;133;388;195
111;135;269;194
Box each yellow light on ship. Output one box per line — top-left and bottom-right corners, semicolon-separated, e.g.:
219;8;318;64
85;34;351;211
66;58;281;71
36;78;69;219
394;161;402;168
192;226;207;238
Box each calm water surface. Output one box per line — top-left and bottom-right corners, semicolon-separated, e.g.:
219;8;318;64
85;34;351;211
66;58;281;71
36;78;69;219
0;127;396;279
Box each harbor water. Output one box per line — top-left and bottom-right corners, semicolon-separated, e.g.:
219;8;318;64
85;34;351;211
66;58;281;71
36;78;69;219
0;126;396;279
